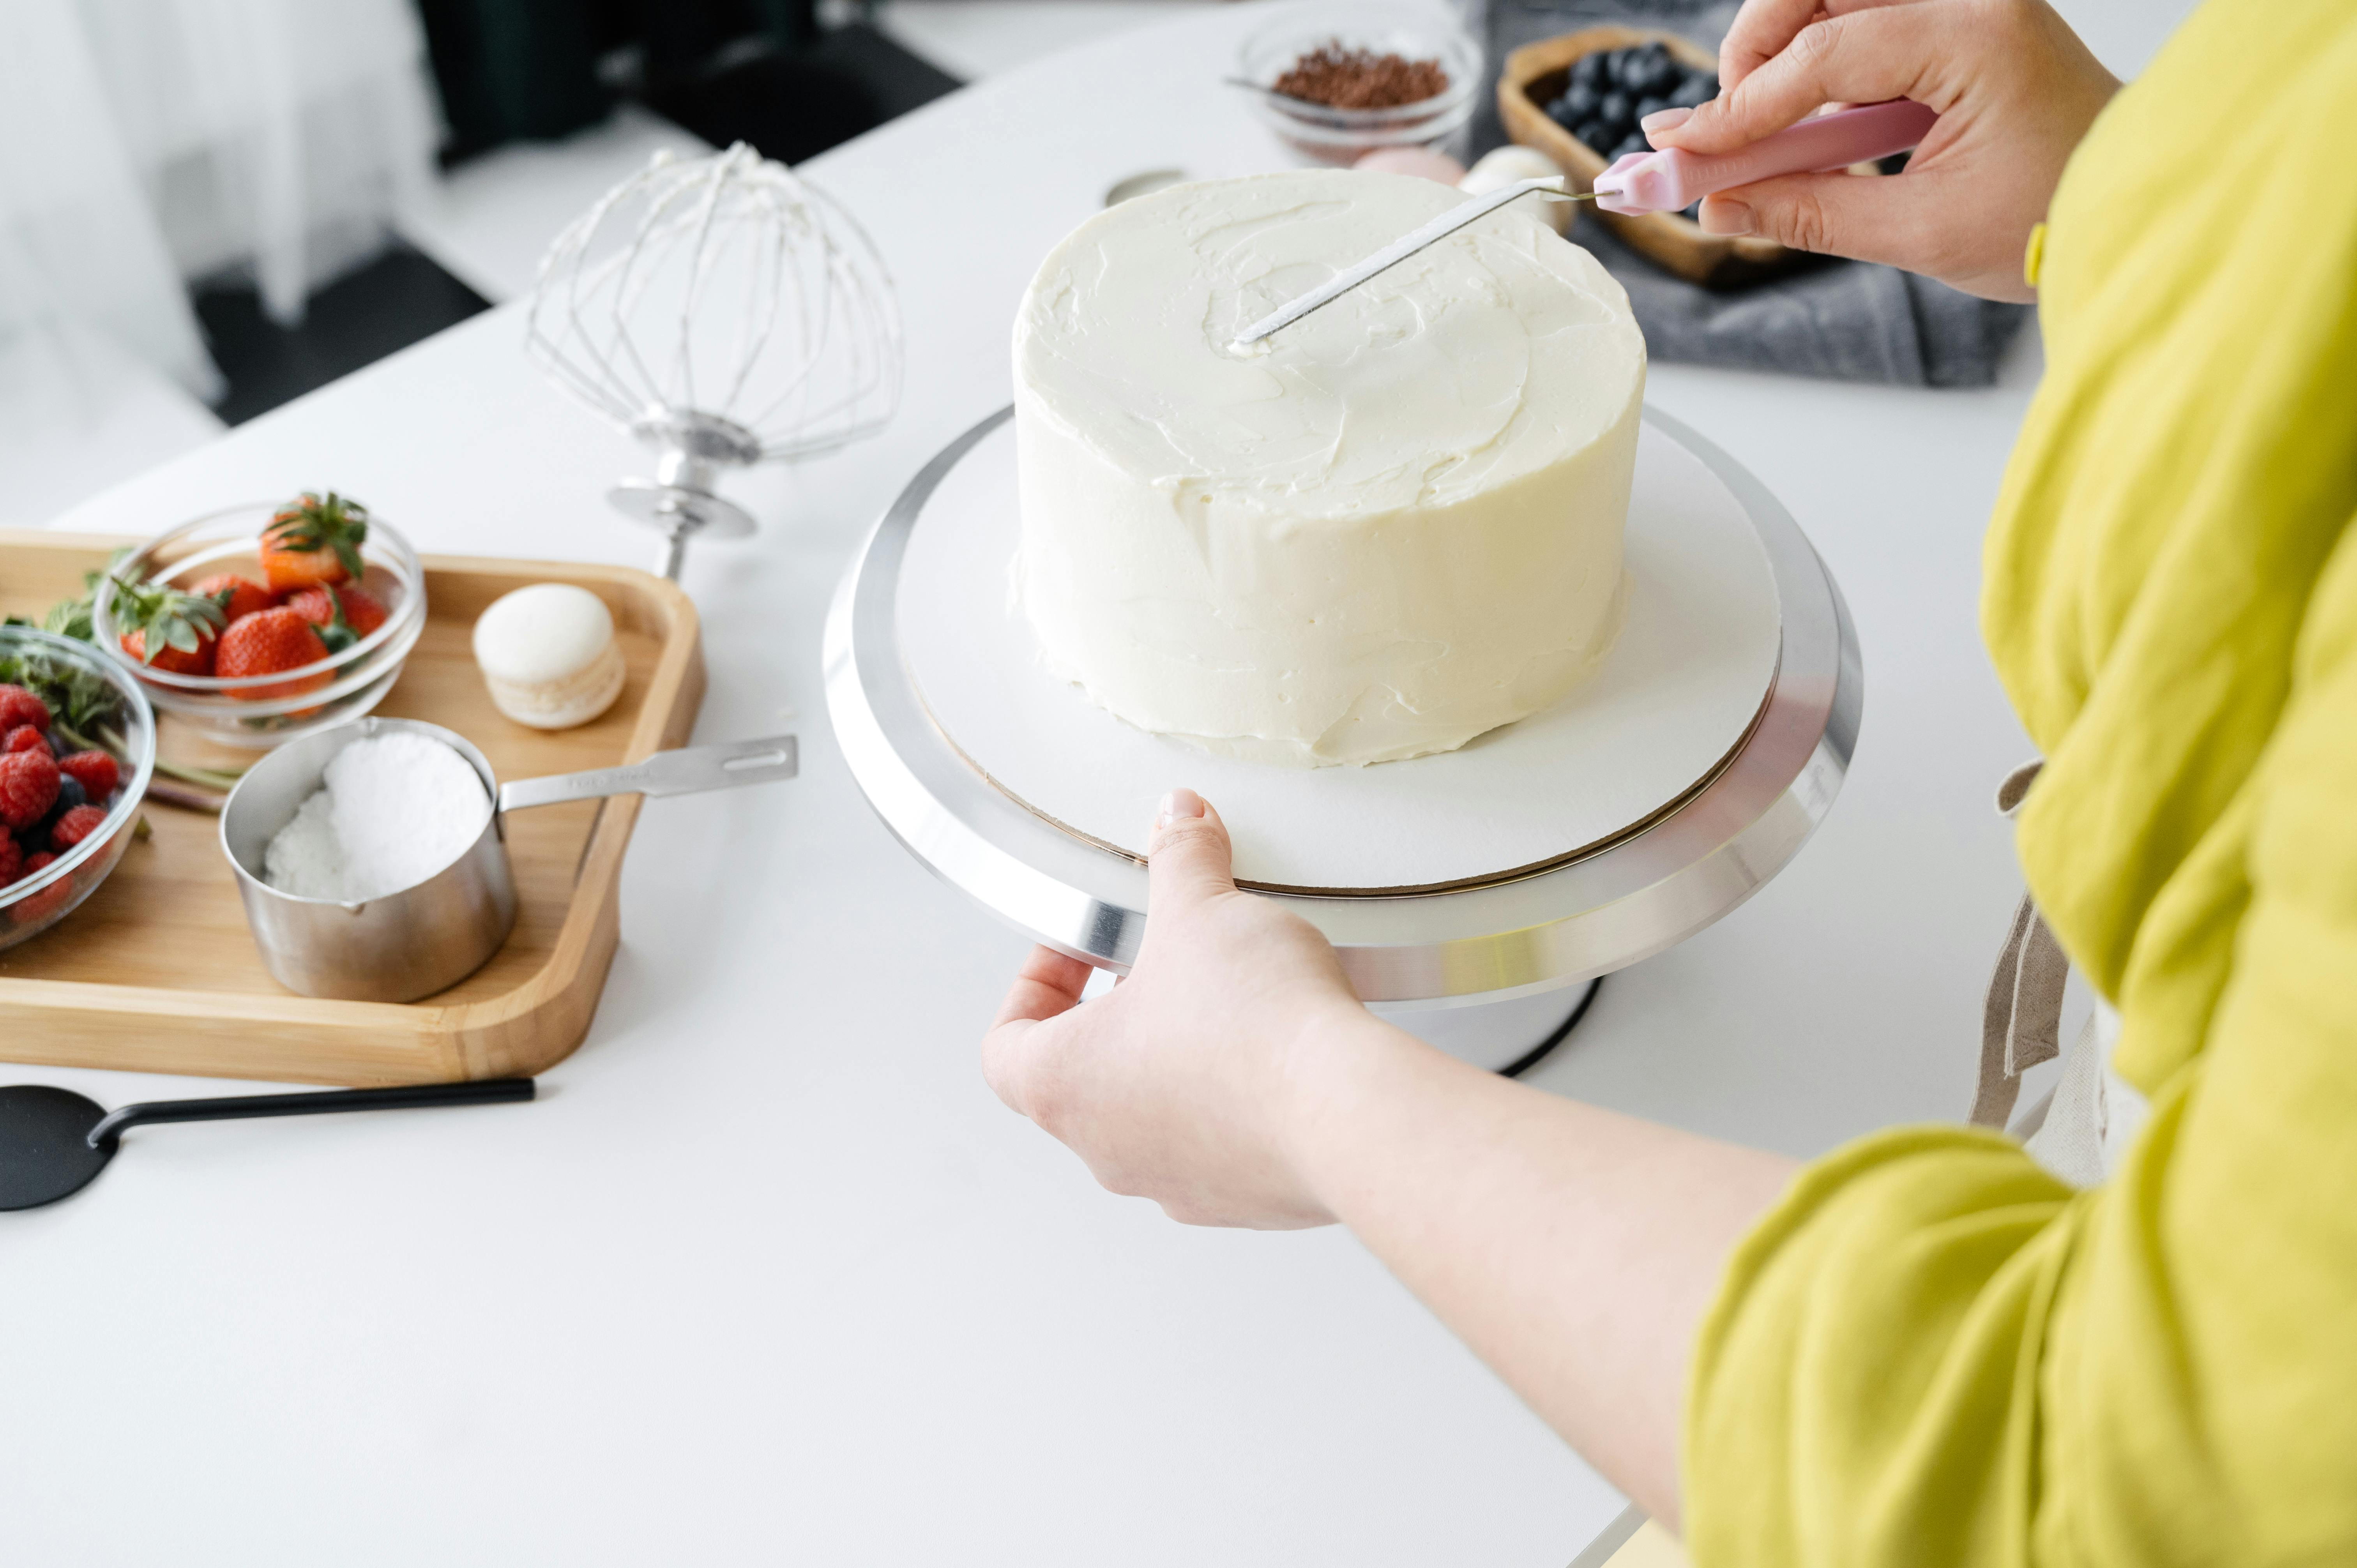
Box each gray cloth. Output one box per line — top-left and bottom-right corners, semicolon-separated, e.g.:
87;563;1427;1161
1466;0;2031;386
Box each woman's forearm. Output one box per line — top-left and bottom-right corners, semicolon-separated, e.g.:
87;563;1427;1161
1287;1014;1799;1529
982;800;1800;1527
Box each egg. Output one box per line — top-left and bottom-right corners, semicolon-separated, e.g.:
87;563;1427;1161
1352;146;1468;184
1459;146;1576;234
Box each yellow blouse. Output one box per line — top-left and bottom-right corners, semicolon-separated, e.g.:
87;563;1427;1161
1682;2;2357;1562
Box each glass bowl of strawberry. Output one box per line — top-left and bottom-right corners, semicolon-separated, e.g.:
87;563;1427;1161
92;493;427;749
0;627;158;951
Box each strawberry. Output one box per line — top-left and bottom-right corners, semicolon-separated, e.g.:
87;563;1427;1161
0;748;61;830
119;632;213;677
57;750;120;798
0;745;62;830
191;572;273;623
214;607;330;700
109;573;228;675
0;684;48;733
47;804;108;851
284;583;387;650
260;491;369;593
4;726;44;754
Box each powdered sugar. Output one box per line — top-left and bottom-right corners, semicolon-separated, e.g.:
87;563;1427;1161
263;732;492;902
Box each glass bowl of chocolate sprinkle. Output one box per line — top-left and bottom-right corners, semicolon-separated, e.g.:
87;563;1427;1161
1238;2;1479;166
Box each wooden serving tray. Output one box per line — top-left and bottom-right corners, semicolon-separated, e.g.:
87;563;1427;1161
0;529;703;1086
1498;26;1802;288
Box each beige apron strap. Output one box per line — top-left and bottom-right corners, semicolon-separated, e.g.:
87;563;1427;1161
1995;758;2043;816
1970;760;2069;1128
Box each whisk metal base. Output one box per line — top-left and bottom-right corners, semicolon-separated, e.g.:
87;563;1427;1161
609;482;758;580
610;411;762;578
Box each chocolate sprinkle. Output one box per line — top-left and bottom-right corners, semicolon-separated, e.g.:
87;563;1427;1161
1272;42;1449;110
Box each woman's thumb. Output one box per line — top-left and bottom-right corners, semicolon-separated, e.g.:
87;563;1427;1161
1147;789;1237;909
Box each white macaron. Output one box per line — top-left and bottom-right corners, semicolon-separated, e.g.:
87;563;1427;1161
472;583;626;730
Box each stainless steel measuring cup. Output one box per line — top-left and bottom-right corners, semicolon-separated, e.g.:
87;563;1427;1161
219;717;797;1002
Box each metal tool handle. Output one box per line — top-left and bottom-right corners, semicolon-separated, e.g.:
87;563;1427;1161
496;735;799;814
88;1079;535;1150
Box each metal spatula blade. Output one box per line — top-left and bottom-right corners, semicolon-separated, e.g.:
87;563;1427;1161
1236;99;1940;349
1230;177;1593;349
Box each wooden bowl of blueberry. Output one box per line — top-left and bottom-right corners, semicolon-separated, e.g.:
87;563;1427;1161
1499;27;1800;286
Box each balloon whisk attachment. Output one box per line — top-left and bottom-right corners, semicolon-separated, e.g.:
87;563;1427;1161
526;143;904;581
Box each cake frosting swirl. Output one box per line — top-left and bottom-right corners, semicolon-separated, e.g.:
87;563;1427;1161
1013;169;1645;767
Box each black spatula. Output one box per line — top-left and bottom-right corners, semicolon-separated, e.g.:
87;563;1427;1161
0;1078;535;1210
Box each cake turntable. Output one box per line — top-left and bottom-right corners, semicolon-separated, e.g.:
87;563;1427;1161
825;404;1860;1071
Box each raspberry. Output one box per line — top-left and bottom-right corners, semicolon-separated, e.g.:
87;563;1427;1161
0;684;48;734
10;850;73;924
47;804;108;850
0;748;60;830
0;833;19;885
4;725;43;754
57;750;119;798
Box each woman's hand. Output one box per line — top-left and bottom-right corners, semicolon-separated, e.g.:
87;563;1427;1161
1645;0;2119;300
980;788;1387;1228
979;790;1800;1527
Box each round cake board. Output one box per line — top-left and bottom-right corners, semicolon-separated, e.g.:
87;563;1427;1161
897;417;1783;893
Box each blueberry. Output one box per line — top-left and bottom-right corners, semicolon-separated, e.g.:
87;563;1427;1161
1634;95;1669;124
1573;118;1613;152
1625;43;1679;97
38;775;86;839
1613;133;1651;162
1572;51;1610;91
1602;47;1634;88
1598;90;1631;129
1556;81;1600;124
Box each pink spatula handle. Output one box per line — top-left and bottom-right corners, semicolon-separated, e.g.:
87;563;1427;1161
1592;98;1937;216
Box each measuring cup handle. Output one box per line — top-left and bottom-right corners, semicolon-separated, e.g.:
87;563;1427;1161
495;735;799;814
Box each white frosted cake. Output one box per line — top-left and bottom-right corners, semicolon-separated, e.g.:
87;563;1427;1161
1012;169;1646;767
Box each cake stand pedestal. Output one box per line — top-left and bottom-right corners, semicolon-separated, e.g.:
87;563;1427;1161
825;406;1861;1072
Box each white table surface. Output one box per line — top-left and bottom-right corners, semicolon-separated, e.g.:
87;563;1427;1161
4;4;2194;1563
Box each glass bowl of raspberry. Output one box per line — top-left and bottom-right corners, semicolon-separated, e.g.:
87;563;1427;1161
92;496;427;750
0;627;159;951
1237;2;1481;166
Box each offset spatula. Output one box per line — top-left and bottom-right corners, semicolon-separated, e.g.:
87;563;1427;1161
1232;99;1938;349
0;1079;535;1210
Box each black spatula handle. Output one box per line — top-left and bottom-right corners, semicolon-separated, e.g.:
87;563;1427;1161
87;1078;535;1150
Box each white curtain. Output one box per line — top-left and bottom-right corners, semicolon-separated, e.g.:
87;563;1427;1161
76;0;441;327
0;0;439;413
0;0;223;399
